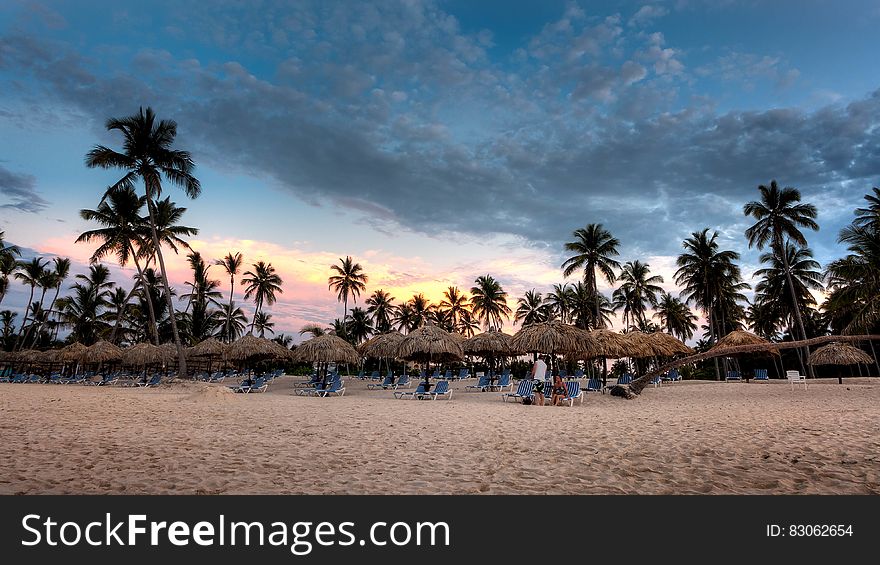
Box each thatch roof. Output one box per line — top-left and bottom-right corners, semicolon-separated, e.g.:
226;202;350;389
809;342;874;366
158;343;179;361
617;331;665;358
709;330;779;356
59;342;88;362
358;331;405;359
189;337;227;357
80;340;123;363
16;349;41;363
510;321;596;356
463;330;517;357
122;343;166;366
292;334;360;364
33;349;60;363
646;332;694;356
227;334;283;361
397;325;465;363
586;329;631;358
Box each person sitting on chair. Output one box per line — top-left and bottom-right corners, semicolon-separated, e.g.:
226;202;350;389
550;374;567;406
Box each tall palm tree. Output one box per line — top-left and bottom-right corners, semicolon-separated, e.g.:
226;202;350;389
744;180;818;352
824;224;880;334
242;261;283;334
852;187;880;231
544;283;573;323
754;243;824;338
562;224;621;323
215;251;243;341
469;275;511;330
458;310;481;337
215;301;248;342
77;187;159;343
0;231;21;308
56;266;115;345
12;257;47;348
327;256;368;321
86;106;200;377
45;257;70;342
407;294;432;329
346;307;373;344
299;323;329;338
439;286;470;332
1;310;17;350
366;289;395;333
653;292;698;341
393;302;418;333
612;261;663;328
253;311;275;338
514;289;547;326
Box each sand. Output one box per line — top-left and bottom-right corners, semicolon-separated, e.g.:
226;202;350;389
1;376;878;494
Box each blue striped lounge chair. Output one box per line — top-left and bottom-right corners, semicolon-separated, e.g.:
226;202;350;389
585;377;603;393
558;368;567;379
293;374;322;388
663;369;682;382
753;368;769;381
492;372;513;392
725;370;742;382
393;373;411;389
368;370;381;380
140;374;162;388
394;382;427;399
617;374;633;385
502;379;534;402
560;381;583;406
572;369;585;379
423;380;451;400
650;374;662;388
457;368;470;380
432;369;441;379
367;373;395;390
315;378;345;397
466;375;491;391
442;369;453;380
294;375;337;396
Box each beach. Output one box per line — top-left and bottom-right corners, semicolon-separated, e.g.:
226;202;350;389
1;377;878;495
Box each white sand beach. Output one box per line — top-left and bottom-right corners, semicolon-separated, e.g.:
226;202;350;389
1;377;878;495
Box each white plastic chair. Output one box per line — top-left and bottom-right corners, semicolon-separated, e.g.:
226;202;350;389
786;370;807;390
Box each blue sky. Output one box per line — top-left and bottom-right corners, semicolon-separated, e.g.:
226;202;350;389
1;0;879;339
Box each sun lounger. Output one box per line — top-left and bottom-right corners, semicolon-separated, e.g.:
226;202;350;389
725;370;742;382
394;373;411;388
367;374;395;390
456;368;470;380
293;374;322;388
502;379;534;402
650;374;662;388
139;375;161;388
753;368;769;381
585;377;603;393
617;374;633;385
560;381;583;406
419;380;451;400
315;378;345;397
466;375;491;391
394;382;427;399
491;372;512;392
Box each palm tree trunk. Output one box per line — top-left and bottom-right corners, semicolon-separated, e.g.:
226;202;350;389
146;197;187;378
226;274;234;343
111;247;158;345
27;287;50;347
779;244;814;378
15;284;36;351
591;268;600;328
250;297;261;334
708;307;721;381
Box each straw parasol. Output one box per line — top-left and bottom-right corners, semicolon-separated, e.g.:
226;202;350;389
809;342;874;384
33;349;60;364
122;343;165;366
79;340;123;364
647;332;694;356
293;334;360;364
358;331;405;359
189;337;227;358
464;330;518;376
227;334;280;361
709;330;779;355
59;342;88;362
16;349;42;363
509;321;595;356
397;324;465;390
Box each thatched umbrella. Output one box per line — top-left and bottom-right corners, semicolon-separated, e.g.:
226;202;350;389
809;342;874;384
80;340;123;364
189;337;227;358
509;321;596;379
59;342;88;362
621;331;667;358
464;330;517;379
293;334;360;387
358;331;405;378
227;334;279;361
647;332;694;356
122;343;165;366
397;325;465;390
710;330;778;354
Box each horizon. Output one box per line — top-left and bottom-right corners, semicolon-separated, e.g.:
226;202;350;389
2;0;879;344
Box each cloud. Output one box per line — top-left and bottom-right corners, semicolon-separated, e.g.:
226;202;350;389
697;51;801;90
0;164;50;213
629;5;669;27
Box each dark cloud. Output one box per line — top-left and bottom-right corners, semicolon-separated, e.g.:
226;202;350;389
0;164;50;213
1;0;878;265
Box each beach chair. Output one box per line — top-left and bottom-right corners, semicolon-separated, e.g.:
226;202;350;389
420;380;451;400
725;370;742;382
293;374;322;388
456;368;470;380
585;377;603;394
617;374;633;386
753;368;769;381
295;375;338;396
502;379;534;402
367;373;395;390
664;368;681;382
394;373;411;389
139;375;161;388
560;381;583;406
786;370;807;390
492;372;513;392
315;378;345;397
97;374;119;386
572;369;585;379
650;374;662;388
558;368;567;379
466;375;491;391
394;382;427;399
368;370;380;381
442;369;453;380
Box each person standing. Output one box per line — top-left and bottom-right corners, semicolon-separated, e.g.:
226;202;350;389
529;357;547;406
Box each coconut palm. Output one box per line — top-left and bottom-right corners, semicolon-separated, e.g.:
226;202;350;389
242;261;283;334
0;231;21;308
56;267;115;345
273;333;293;348
345;307;373;344
12;257;47;348
106;286;137;344
824;224;880;334
852;187;880;231
544;283;573;323
470;275;511;330
44;257;71;342
215;251;243;341
754;243;824;338
298;323;329;338
439;286;470;332
653;292;698;341
77;187;160;343
408;293;432;328
612;261;663;329
393;302;418;333
515;289;547;326
253;311;275;338
562;223;621;322
744;180;818;347
327;256;368;321
215;301;249;342
86;106;200;376
459;310;481;338
366;289;395;333
1;310;17;350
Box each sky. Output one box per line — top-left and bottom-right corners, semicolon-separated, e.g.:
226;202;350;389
1;0;879;342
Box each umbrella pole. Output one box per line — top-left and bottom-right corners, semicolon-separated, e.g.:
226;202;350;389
868;339;880;376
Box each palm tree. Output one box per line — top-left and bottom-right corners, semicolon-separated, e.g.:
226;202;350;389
299;323;329;338
562;224;621;323
515;289;547;326
242;261;283;334
215;251;243;341
346;307;373;344
544;283;573;323
1;310;17;350
653;292;698;341
56;266;115;345
612;261;663;328
458;310;481;337
754;243;824;338
852;187;880;231
824;224;880;334
77;187;160;343
45;257;70;342
744;180;818;372
12;257;47;348
439;286;470;332
253;311;275;338
215;301;248;342
327;256;368;321
469;275;511;330
106;286;136;344
273;333;293;348
0;231;21;308
86;106;200;377
366;289;395;333
408;294;433;329
393;302;418;333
